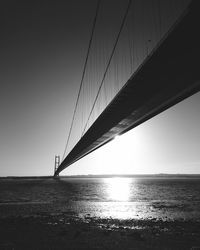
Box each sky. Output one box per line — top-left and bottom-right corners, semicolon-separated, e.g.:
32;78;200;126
0;0;199;176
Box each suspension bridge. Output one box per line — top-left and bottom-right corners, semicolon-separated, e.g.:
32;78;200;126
54;0;200;176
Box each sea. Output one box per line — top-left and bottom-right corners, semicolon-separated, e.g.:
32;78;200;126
0;176;200;222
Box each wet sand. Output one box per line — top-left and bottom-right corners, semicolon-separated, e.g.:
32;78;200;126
0;213;200;250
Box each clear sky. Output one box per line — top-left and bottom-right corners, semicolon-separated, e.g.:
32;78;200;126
0;0;199;176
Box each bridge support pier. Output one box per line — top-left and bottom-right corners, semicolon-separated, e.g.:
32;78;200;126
54;155;60;177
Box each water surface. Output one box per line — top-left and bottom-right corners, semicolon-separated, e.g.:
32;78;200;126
0;177;200;221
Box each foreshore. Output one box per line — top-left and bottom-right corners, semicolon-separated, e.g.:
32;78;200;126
0;213;200;250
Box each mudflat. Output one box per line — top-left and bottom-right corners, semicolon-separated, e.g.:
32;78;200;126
1;177;200;249
0;213;200;250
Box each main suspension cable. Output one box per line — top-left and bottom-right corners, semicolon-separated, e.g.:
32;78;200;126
62;0;101;161
82;0;132;136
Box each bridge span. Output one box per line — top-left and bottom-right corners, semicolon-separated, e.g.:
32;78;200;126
55;0;199;176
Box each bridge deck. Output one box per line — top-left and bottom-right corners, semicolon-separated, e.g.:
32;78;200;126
55;0;200;176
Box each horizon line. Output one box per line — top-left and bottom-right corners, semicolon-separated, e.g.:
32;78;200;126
1;173;200;178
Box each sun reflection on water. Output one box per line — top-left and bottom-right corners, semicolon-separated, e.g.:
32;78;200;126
104;177;132;201
77;178;148;220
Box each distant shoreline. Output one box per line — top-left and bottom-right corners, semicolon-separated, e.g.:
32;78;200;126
1;174;200;179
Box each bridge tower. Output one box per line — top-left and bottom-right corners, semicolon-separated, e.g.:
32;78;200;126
54;155;60;176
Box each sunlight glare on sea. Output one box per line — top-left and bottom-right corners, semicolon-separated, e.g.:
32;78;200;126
104;177;132;201
1;177;200;221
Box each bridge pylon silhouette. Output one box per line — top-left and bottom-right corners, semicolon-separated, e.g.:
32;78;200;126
54;155;60;177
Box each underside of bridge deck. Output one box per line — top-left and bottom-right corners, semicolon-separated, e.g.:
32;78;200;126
55;0;200;176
